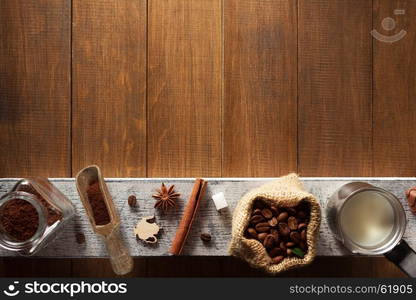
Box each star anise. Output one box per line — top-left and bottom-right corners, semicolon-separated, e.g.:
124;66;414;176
152;183;180;211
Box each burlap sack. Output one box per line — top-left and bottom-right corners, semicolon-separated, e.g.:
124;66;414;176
229;174;321;274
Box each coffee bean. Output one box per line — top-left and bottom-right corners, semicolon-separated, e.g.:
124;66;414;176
270;205;279;216
269;247;284;257
286;241;295;247
270;229;279;243
268;217;278;227
297;210;307;219
258;233;267;242
247;228;258;239
255;222;270;232
301;229;307;241
263;234;275;249
298;223;307;231
253;201;265;210
200;233;211;242
272;256;284;264
278;222;290;236
253;208;262;215
287;248;293;256
128;195;137;207
290;231;301;244
261;208;273;219
287;207;297;215
288;216;298;230
280;241;287;251
250;214;265;224
277;212;289;222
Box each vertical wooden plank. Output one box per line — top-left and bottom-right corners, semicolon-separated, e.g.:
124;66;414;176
0;0;71;177
72;0;147;177
147;0;221;275
147;0;222;177
373;0;416;175
72;0;147;277
0;0;71;276
223;0;298;177
298;0;372;176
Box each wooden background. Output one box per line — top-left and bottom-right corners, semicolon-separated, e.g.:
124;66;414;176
0;0;414;277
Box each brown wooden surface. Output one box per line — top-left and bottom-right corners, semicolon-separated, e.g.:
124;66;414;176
373;0;416;176
0;0;413;277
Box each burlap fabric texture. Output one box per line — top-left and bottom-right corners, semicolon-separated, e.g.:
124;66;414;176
229;174;321;274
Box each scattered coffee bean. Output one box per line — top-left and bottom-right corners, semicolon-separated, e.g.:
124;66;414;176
261;208;273;219
244;199;310;264
200;233;212;242
76;232;85;244
128;195;137;207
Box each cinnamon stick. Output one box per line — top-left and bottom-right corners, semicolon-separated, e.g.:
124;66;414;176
170;178;207;255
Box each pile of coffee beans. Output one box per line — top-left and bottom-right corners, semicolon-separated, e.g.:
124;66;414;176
245;199;310;264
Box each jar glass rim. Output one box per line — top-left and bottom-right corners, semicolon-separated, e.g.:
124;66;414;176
0;191;48;249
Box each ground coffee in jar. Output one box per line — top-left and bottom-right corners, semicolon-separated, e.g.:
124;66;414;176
0;178;75;255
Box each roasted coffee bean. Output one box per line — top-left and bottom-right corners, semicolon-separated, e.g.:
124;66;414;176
280;241;287;251
290;231;301;244
270;229;279;243
277;212;289;222
200;233;212;242
298;223;307;231
270;205;279;216
258;233;268;242
263;234;275;249
255;222;270;232
247;228;258;239
250;214;265;224
278;222;290;236
301;229;307;241
128;195;137;207
268;217;278;227
253;208;262;215
272;256;284;264
297;210;307;219
287;207;297;215
269;247;284;257
286;241;295;247
287;248;293;256
253;201;265;209
261;208;273;219
288;216;298;230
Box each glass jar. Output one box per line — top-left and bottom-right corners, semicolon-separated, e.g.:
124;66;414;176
0;177;75;255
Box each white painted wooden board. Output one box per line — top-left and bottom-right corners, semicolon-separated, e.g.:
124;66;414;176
0;178;415;257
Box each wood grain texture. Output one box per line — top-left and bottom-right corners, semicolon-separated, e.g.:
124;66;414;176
298;0;373;176
147;0;222;177
72;0;147;177
373;0;416;176
223;0;297;177
0;0;71;277
0;0;71;177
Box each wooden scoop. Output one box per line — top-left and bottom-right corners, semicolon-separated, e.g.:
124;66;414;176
76;165;133;275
